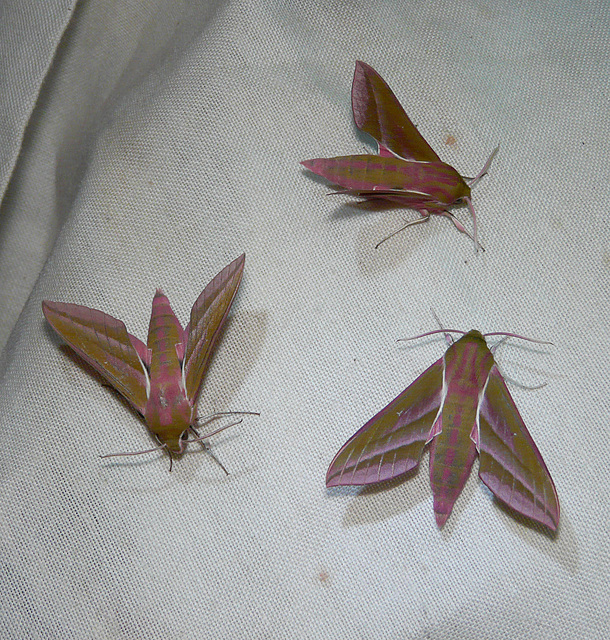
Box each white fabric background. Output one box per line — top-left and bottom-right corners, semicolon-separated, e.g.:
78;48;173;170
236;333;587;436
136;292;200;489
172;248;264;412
1;1;608;638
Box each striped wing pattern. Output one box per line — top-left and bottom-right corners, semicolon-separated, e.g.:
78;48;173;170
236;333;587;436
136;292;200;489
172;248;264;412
351;60;441;162
301;61;479;243
478;366;560;531
326;359;443;487
301;155;469;208
42;301;148;414
183;254;245;401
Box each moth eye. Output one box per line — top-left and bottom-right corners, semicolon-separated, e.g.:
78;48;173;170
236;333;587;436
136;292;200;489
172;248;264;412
180;431;189;440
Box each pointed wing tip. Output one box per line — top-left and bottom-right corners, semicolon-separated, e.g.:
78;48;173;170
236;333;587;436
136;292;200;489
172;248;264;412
42;300;56;324
326;468;363;488
301;159;315;170
231;253;246;279
220;254;245;281
42;299;66;322
354;60;371;73
326;471;341;488
542;510;559;533
511;508;559;533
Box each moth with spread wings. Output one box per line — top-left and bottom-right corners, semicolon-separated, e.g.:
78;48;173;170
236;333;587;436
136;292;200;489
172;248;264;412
326;330;559;531
43;254;248;467
302;61;496;250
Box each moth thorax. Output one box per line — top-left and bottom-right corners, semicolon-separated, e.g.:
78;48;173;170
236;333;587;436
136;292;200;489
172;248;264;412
456;180;471;200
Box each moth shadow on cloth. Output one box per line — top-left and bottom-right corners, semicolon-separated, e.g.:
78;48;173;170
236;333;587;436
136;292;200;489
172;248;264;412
484;485;579;572
339;465;479;530
328;466;423;527
328;199;432;276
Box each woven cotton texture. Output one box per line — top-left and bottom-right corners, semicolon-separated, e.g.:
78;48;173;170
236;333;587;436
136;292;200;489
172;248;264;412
1;1;609;638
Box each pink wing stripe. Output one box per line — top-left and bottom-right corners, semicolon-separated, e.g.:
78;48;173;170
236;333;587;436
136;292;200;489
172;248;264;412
183;254;245;400
351;61;441;163
326;359;444;487
478;366;559;531
42;300;148;413
301;156;468;208
335;417;431;486
377;145;395;158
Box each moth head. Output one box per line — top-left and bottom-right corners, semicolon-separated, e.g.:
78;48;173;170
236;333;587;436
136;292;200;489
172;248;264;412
162;433;188;454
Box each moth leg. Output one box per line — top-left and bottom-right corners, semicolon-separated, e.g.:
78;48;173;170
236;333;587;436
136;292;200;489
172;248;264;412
487;349;548;390
462;197;484;253
440;208;484;253
187;420;244;476
488;336;551;389
489;336;510;355
189;426;229;475
375;213;430;249
440;209;468;234
497;373;547;391
430;309;455;346
100;443;168;461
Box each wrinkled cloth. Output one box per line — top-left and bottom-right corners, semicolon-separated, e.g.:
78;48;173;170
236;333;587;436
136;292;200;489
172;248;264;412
1;1;608;638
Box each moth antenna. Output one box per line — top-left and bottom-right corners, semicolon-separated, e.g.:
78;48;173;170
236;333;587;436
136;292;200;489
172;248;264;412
468;146;499;189
484;331;553;346
100;443;168;460
196;410;260;425
375;214;429;249
168;450;173;473
398;328;465;343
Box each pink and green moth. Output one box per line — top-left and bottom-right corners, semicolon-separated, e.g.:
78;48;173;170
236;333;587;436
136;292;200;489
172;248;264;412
301;61;497;250
326;329;559;531
42;254;251;468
